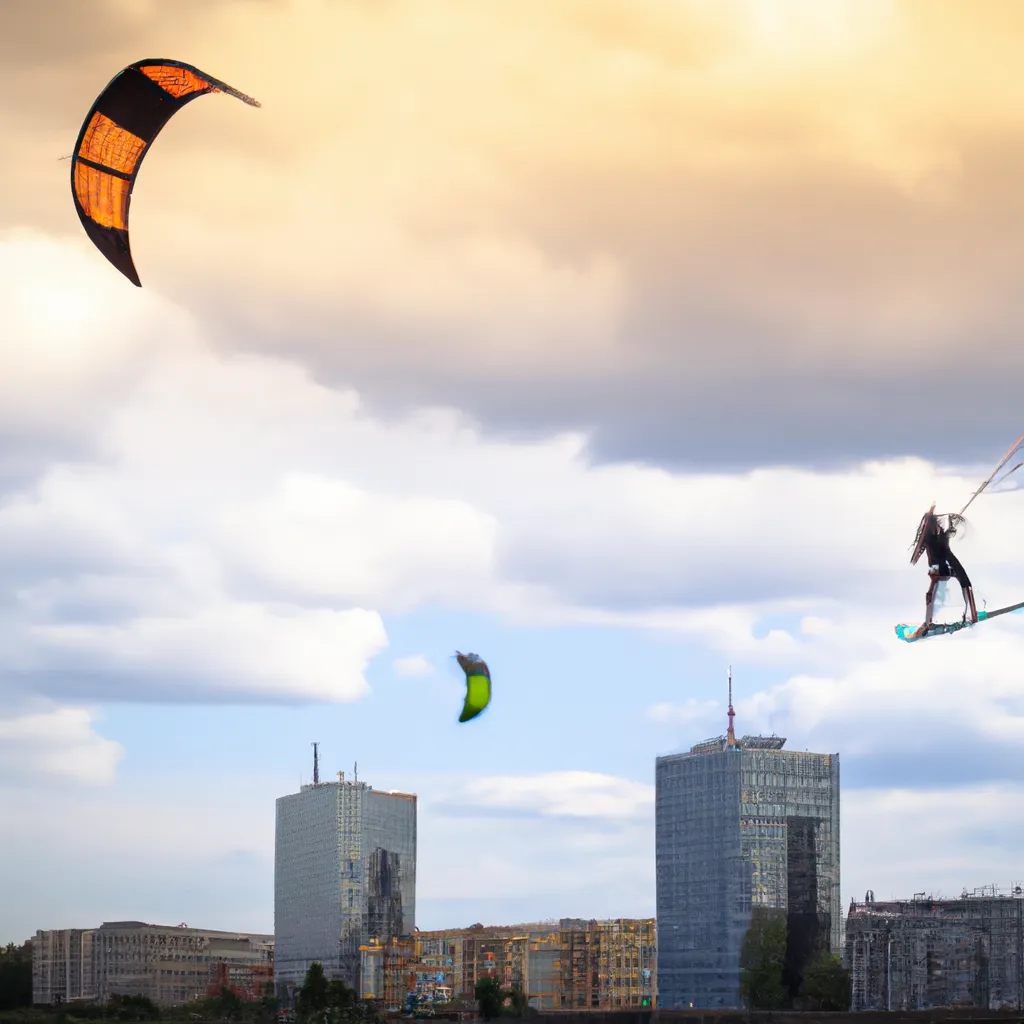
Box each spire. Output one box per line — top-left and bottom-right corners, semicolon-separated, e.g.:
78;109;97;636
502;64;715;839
312;742;320;785
726;666;736;748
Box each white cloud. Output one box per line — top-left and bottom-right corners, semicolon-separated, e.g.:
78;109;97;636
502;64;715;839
3;228;1023;726
31;603;387;703
215;474;497;614
0;231;191;463
842;783;1024;903
394;654;435;678
666;604;1024;760
437;770;654;822
0;702;124;786
648;698;719;727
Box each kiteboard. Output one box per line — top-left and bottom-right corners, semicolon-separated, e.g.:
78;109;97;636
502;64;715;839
895;599;1024;643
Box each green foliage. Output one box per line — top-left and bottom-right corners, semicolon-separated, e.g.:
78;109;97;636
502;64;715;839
473;977;503;1021
739;908;787;1010
104;995;161;1021
799;951;852;1011
297;963;329;1019
505;987;528;1018
215;987;243;1022
295;964;378;1024
473;977;530;1019
0;943;32;1011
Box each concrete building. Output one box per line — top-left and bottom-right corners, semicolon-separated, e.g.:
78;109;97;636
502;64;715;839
274;763;417;998
32;923;273;1007
846;886;1024;1011
655;674;840;1009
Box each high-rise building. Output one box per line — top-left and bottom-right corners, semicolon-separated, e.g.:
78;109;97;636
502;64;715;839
273;760;417;999
655;672;840;1010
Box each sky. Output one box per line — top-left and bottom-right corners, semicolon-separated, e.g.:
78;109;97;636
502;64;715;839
3;0;1024;943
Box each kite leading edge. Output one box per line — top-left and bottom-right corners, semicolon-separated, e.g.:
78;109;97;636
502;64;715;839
456;651;491;723
70;58;260;287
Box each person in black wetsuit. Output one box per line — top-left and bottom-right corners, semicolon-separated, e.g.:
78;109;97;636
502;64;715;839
908;505;977;637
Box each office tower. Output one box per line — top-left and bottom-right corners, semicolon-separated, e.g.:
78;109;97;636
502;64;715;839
655;672;840;1009
274;755;416;998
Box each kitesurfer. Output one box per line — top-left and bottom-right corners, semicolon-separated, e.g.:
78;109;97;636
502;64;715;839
907;505;977;639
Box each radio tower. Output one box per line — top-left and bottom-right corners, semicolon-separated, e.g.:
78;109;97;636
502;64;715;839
726;666;736;748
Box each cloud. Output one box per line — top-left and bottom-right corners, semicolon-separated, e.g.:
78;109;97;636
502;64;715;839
394;654;434;678
5;229;1024;718
0;702;124;786
430;771;654;824
0;232;180;486
6;4;1024;468
4;2;1024;946
27;603;387;704
648;698;719;728
842;783;1024;902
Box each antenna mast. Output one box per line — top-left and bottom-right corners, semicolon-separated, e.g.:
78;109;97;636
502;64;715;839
312;742;319;786
726;666;736;748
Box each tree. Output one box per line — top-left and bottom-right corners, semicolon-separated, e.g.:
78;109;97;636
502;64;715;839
297;963;330;1022
799;951;851;1011
474;977;504;1021
506;986;528;1017
739;909;787;1010
0;941;32;1010
295;965;378;1024
218;985;244;1021
105;994;161;1020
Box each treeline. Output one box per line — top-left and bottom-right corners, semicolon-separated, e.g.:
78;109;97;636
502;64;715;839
740;908;851;1011
0;943;32;1011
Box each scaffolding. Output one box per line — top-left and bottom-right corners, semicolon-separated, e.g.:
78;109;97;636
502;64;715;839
655;731;841;1009
360;920;654;1010
846;884;1024;1011
558;919;656;1010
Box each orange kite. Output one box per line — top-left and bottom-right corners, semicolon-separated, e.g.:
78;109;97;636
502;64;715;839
71;59;260;286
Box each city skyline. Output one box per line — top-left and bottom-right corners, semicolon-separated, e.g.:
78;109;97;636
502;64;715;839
5;0;1024;944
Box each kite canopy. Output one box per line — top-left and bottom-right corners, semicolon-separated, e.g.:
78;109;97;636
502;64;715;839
70;58;260;286
455;651;491;723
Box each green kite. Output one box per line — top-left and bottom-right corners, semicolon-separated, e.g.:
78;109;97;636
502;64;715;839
456;651;491;723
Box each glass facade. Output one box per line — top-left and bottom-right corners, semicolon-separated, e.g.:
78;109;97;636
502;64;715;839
655;735;839;1009
274;778;416;997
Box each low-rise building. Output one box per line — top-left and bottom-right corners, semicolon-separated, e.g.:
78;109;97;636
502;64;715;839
846;887;1024;1011
33;922;273;1007
358;918;655;1010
